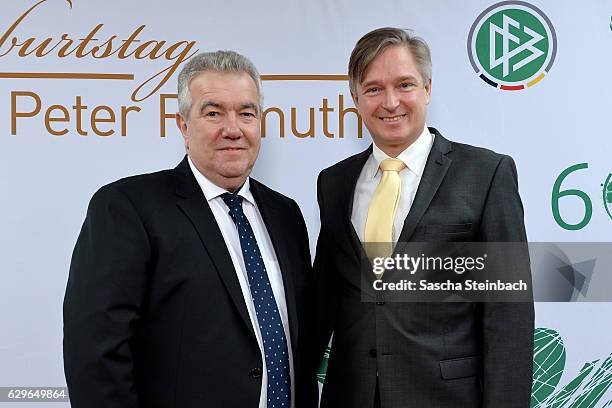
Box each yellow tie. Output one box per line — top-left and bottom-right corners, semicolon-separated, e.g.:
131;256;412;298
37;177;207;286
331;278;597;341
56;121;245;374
364;158;406;265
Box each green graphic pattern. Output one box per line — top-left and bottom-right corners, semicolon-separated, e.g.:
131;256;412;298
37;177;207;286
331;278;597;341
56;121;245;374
547;361;597;408
570;356;612;407
475;8;549;82
316;328;612;406
532;328;566;406
317;347;330;384
603;173;612;221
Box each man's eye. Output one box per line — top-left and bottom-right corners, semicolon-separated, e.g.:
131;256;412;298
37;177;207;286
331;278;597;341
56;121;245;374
241;112;256;118
400;82;416;89
206;112;219;117
365;87;379;94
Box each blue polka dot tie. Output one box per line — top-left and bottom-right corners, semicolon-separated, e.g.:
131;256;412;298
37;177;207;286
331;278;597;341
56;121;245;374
221;193;291;408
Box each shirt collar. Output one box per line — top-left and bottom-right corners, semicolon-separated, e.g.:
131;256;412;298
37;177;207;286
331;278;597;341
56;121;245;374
187;156;255;204
370;125;434;180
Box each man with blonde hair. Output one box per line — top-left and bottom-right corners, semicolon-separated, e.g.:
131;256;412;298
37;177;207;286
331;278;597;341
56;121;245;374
314;27;534;408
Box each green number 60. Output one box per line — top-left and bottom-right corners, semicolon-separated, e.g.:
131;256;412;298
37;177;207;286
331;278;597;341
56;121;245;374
552;163;593;230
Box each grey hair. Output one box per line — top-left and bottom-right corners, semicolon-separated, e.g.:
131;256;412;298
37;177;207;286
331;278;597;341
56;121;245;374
348;27;432;96
177;50;263;118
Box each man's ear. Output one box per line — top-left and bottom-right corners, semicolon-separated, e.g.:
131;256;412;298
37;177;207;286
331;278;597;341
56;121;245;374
175;112;189;150
424;79;432;104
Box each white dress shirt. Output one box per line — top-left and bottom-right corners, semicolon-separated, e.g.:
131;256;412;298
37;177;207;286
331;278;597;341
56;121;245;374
188;157;295;408
351;126;435;243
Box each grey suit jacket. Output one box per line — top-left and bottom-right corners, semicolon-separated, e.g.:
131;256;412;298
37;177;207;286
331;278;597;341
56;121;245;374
314;128;534;408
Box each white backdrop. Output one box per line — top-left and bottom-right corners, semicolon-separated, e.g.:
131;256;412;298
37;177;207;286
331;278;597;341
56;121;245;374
0;0;610;406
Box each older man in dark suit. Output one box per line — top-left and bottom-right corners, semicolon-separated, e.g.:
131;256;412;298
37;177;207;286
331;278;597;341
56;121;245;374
314;28;534;408
64;50;317;408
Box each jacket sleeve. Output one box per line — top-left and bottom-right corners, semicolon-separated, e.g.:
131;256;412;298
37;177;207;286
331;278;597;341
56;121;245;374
63;185;150;408
312;172;336;371
289;199;320;408
479;155;535;407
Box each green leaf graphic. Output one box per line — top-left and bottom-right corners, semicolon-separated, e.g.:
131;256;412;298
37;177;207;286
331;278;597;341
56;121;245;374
547;360;597;407
570;355;612;407
317;346;330;384
531;328;566;407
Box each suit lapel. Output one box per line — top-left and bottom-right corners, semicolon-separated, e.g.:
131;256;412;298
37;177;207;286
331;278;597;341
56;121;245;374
250;180;299;352
173;157;256;341
337;146;373;260
397;128;453;243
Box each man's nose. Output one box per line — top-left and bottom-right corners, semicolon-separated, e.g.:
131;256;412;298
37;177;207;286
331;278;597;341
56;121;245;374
382;90;400;111
222;113;242;138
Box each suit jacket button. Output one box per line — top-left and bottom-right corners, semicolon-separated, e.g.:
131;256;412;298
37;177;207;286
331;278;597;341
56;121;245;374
369;349;377;358
250;368;262;378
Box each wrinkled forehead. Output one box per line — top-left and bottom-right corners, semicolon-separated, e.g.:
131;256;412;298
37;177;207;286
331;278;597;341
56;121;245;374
189;71;261;104
189;71;261;110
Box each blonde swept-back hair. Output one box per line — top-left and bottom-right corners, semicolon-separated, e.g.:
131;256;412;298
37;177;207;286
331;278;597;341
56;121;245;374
348;27;432;95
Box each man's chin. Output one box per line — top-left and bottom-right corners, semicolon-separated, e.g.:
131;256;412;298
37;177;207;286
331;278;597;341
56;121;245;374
219;165;252;181
374;135;413;148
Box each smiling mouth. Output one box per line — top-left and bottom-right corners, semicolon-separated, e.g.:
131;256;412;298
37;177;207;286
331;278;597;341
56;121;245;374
379;114;407;122
219;147;246;151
